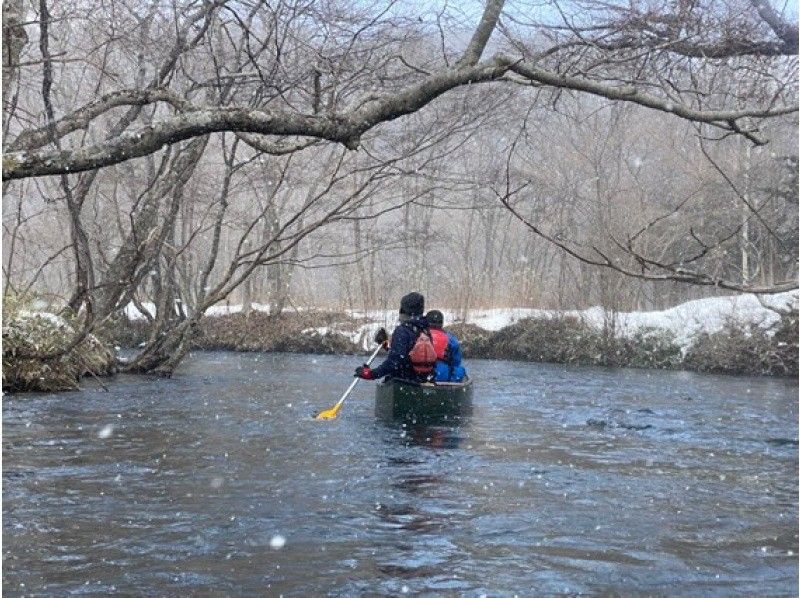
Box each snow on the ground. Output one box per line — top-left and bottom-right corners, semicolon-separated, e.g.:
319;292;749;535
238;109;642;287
123;302;156;320
16;310;72;330
124;302;274;319
123;291;797;351
608;292;797;348
299;323;386;349
334;291;798;350
430;292;797;348
205;302;271;317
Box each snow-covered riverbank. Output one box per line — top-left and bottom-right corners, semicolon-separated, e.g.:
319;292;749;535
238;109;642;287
123;291;797;351
115;291;799;377
5;291;797;393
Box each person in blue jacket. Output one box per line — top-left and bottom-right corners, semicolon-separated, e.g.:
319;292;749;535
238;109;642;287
425;310;467;382
355;292;430;382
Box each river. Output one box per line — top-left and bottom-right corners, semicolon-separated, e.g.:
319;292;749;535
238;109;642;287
3;352;798;595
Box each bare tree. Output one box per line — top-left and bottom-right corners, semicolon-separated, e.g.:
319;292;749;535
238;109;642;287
3;0;797;379
4;0;795;181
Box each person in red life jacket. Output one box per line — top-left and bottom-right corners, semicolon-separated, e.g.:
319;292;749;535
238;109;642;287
425;310;467;382
355;292;436;382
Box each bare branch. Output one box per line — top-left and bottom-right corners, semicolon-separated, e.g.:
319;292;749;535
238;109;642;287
748;0;799;50
9;88;194;151
499;190;797;294
456;0;505;67
236;133;321;155
3;59;510;180
503;57;797;144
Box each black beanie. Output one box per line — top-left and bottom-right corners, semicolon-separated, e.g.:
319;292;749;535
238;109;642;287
426;310;444;328
399;292;424;316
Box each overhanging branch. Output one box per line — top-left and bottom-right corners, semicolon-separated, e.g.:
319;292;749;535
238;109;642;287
498;192;798;295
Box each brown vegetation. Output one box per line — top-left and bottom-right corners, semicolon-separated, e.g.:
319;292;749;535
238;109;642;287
456;316;682;370
122;309;799;377
684;311;798;376
6;303;795;393
193;311;360;354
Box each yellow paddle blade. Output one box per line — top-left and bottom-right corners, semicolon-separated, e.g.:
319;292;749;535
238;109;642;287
314;402;343;421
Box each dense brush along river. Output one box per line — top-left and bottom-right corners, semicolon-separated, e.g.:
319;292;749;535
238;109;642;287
3;352;798;595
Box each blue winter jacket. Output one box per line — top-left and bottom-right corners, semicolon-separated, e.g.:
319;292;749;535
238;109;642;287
370;316;429;381
433;332;467;382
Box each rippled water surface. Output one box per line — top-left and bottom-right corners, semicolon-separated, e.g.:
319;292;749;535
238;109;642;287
4;352;798;595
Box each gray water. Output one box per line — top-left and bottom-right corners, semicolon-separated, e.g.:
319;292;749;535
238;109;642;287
3;352;798;596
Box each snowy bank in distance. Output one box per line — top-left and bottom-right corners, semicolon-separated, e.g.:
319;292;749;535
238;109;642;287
205;303;272;317
124;301;275;320
345;291;798;350
123;302;156;320
607;292;797;348
125;291;797;352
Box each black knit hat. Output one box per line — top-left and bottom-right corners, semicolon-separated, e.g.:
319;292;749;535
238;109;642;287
426;310;444;328
399;292;424;316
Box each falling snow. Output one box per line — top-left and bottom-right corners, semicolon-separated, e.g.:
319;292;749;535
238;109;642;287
270;535;286;550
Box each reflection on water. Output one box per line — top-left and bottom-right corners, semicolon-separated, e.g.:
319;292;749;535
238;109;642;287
399;423;467;450
3;352;798;595
369;419;470;589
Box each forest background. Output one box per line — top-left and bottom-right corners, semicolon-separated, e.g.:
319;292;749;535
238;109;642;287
2;0;797;387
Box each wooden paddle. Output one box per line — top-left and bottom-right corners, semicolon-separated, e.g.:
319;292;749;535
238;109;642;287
314;327;388;421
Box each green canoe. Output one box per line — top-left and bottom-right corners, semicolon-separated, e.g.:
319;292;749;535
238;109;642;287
375;378;474;422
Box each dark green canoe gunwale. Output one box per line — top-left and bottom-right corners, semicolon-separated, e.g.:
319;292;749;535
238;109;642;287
375;378;473;422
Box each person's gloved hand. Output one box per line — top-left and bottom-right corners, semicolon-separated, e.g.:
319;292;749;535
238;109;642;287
354;365;374;379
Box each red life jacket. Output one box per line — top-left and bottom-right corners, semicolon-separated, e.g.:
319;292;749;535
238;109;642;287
429;328;449;360
409;330;437;375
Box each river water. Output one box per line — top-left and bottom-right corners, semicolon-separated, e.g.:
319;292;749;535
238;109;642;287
3;352;798;595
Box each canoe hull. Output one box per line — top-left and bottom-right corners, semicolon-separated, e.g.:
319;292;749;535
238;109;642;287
375;379;473;423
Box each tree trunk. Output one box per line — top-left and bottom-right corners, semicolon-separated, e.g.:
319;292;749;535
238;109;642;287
741;143;751;286
2;0;27;109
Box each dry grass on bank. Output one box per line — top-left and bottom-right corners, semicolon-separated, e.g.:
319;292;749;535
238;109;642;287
194;311;361;354
18;301;794;394
3;298;116;392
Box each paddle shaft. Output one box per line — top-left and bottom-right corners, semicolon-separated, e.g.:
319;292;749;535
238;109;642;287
331;342;385;410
